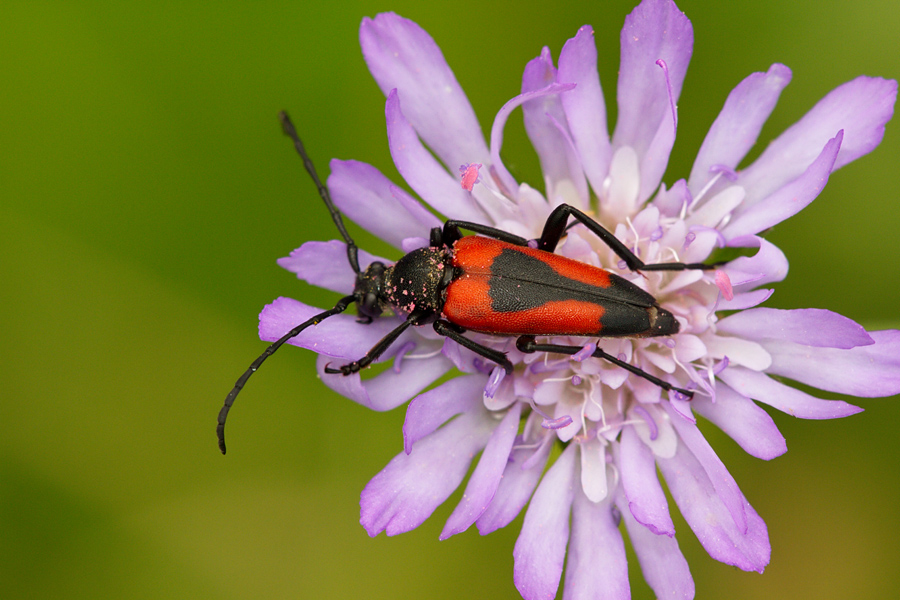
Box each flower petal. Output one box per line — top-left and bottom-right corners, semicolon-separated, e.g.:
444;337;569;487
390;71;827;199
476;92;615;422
579;436;608;502
719;366;863;419
665;403;747;533
618;425;675;536
360;409;495;536
658;439;770;572
403;374;486;454
360;13;489;170
514;444;577;600
489;82;576;200
613;0;693;197
618;491;694;600
259;297;401;359
522;47;589;208
277;241;387;294
717;308;874;349
725;235;788;288
761;329;900;397
441;402;522;539
563;491;630;600
558;25;612;197
688;64;792;195
723;131;842;240
327;160;442;248
739;76;897;206
693;382;786;460
316;352;452;412
385;90;485;221
477;413;553;534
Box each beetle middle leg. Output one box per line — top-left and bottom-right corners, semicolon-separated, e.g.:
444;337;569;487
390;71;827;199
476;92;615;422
433;320;514;374
516;335;694;398
538;204;714;272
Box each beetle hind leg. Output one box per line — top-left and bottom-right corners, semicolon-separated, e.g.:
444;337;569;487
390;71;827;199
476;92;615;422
538;204;716;273
516;335;694;398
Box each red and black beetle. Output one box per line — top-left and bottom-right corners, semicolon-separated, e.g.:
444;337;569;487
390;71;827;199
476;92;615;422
217;112;714;453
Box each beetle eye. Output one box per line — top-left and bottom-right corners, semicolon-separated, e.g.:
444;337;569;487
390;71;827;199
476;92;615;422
359;292;382;319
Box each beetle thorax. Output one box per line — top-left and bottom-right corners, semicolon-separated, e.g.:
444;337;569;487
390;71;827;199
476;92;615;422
383;246;453;316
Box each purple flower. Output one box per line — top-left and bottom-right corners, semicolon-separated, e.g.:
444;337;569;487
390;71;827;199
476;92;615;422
260;1;899;598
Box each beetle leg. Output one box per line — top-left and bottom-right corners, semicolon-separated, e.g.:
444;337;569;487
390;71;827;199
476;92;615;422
325;313;424;375
433;319;514;374
442;220;529;247
538;204;714;272
516;335;694;398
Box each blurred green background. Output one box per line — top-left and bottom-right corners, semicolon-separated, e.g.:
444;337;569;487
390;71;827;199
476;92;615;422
2;1;899;598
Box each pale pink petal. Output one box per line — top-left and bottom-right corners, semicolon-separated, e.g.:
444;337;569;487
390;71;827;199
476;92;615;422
658;440;770;572
739;76;897;206
514;444;577;600
385;90;484;221
277;241;387;294
617;425;675;536
719;366;863;419
558;25;612;196
441;402;522;539
762;330;900;397
617;491;694;599
723;131;842;240
477;415;554;534
693;383;786;460
717;308;874;349
613;0;693;199
316;352;452;412
360;13;489;169
689;64;792;194
327;160;442;248
360;410;494;536
403;374;486;454
665;403;747;533
563;491;629;600
521;47;589;208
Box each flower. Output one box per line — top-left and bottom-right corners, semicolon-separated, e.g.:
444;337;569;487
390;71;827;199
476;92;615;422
259;0;899;598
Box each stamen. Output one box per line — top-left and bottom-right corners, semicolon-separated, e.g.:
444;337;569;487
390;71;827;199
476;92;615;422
393;342;419;373
632;405;659;441
683;231;696;249
572;342;596;362
472;357;495;375
541;415;574;430
709;163;738;181
571;375;582;386
690;170;724;208
649;226;663;242
656;59;678;133
484;366;505;398
529;357;570;374
713;355;730;375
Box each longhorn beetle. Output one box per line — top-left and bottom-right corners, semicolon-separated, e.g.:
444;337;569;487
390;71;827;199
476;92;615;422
217;111;716;454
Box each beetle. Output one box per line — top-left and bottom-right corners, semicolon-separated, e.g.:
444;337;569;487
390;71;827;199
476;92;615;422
217;111;715;454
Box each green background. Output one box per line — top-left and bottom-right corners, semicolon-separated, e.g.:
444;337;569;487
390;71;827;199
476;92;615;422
3;1;899;598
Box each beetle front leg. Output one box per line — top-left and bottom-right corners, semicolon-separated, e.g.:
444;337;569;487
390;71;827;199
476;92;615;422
538;204;714;272
433;320;513;374
516;335;694;398
325;314;420;375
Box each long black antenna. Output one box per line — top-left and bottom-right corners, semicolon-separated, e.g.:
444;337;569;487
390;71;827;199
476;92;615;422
217;295;355;454
278;111;361;274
